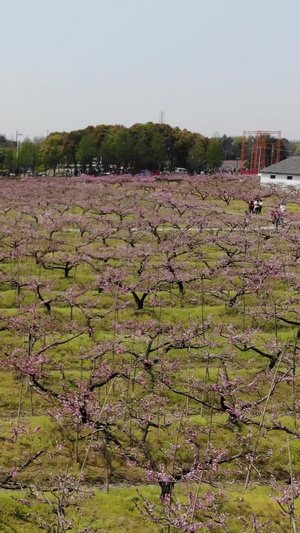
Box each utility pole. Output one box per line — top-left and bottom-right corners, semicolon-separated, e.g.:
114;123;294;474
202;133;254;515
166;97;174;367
16;131;23;164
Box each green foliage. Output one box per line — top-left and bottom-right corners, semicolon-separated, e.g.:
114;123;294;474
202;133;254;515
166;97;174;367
37;122;214;174
39;133;65;174
100;126;132;170
77;132;97;172
18;138;41;173
187;134;208;172
206;137;224;169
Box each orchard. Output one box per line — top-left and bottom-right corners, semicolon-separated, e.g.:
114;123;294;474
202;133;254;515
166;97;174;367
0;173;300;532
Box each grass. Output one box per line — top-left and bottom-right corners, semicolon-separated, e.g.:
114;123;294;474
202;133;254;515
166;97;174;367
0;483;296;533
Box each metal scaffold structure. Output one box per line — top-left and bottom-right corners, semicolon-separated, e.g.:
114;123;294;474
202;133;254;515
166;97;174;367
241;130;282;174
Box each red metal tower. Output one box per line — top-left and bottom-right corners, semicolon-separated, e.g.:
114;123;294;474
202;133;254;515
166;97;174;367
241;130;281;174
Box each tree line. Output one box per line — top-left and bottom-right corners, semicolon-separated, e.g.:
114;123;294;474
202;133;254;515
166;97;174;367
0;124;295;176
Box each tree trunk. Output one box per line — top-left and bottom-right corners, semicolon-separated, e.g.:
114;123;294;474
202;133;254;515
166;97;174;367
132;291;148;310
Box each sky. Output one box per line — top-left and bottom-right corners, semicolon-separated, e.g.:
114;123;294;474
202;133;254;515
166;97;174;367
1;0;300;141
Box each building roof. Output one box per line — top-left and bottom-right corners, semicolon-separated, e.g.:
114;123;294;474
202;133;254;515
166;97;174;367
261;156;300;175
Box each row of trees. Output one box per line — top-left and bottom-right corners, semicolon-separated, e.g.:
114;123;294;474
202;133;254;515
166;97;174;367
0;136;43;176
0;125;295;177
40;124;226;175
34;127;295;175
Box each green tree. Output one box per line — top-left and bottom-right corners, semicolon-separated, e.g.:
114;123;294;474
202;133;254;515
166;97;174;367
0;149;5;172
159;124;177;170
174;128;195;169
206;138;224;170
62;130;84;174
100;126;132;171
128;123;169;172
39;133;65;175
231;136;243;161
4;148;15;174
94;125;112;156
0;134;8;148
221;134;243;161
76;131;97;173
18;137;42;174
147;124;167;170
129;124;149;173
279;137;289;161
187;134;209;173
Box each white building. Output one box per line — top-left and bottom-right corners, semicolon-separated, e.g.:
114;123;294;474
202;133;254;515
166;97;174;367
260;156;300;186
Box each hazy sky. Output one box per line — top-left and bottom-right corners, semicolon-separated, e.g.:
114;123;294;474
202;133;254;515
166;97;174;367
1;0;299;140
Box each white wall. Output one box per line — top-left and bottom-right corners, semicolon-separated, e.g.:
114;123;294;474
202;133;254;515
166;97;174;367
260;173;300;186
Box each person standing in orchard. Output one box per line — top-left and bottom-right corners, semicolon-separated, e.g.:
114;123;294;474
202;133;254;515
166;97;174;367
279;203;286;224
